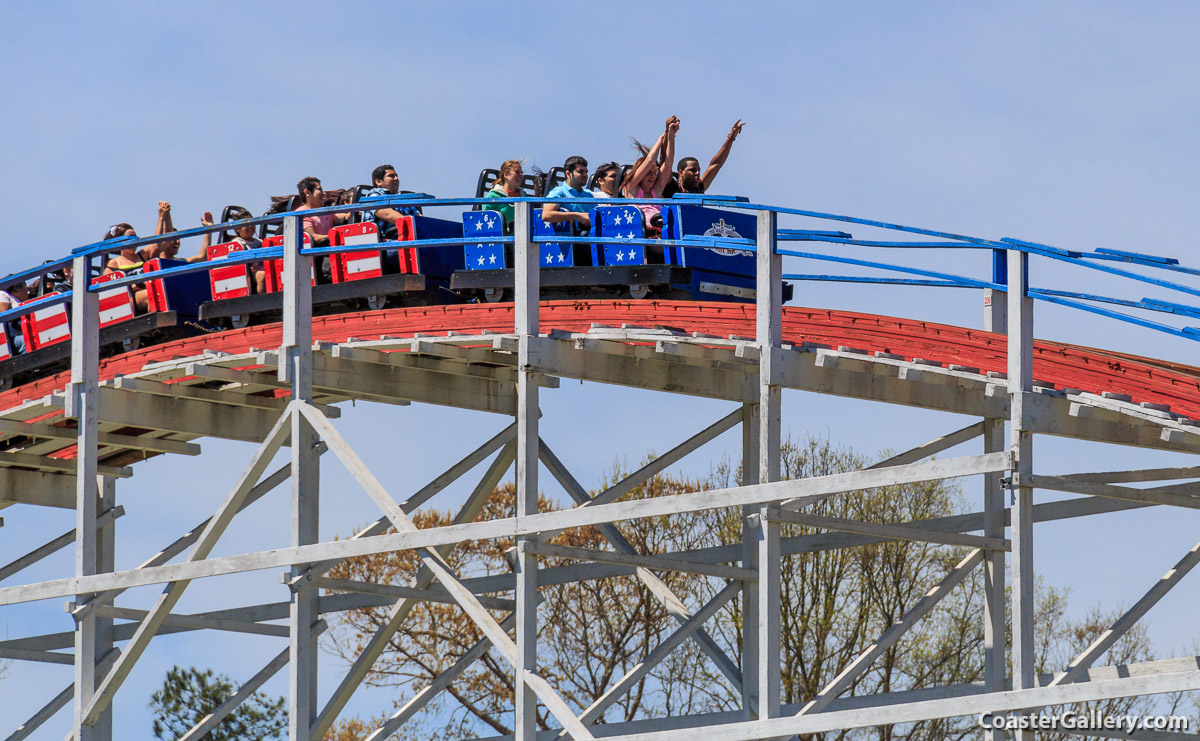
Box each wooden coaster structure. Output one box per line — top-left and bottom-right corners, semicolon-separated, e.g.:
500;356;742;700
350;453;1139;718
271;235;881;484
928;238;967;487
2;203;1200;740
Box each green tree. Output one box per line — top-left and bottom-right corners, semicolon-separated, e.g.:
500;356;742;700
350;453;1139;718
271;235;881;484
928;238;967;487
149;665;286;741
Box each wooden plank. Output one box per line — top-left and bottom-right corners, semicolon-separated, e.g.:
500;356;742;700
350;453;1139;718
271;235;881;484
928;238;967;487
0;453;1012;608
0;418;200;456
0;451;130;478
523;541;756;581
1026;474;1200;510
763;509;1009;551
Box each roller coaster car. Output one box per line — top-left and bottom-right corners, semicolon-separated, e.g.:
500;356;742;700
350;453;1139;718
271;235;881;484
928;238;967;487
661;203;793;303
0;261;209;387
198;212;467;325
450;201;791;303
453;207;682;302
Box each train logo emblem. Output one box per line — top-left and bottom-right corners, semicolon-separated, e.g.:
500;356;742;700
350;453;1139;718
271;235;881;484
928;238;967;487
704;219;751;256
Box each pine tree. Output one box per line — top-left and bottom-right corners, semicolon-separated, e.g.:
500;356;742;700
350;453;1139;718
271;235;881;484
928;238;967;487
149;665;286;741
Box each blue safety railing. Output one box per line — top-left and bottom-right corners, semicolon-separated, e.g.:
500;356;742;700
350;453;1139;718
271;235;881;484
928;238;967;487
1;193;1198;346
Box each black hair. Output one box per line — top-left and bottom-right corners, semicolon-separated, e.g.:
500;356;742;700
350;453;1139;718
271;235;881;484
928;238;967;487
371;164;395;185
564;155;588;173
590;162;620;191
227;206;253;221
297;177;322;196
676;156;700;172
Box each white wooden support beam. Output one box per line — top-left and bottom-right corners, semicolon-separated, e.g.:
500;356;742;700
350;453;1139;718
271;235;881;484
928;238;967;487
1024;474;1200;510
311;577;516;611
538;439;745;692
1065;465;1200;484
754;209;782;722
982;417;1006;741
90;605;290;638
280;214;313;390
0;451;130;478
1;597;375;662
78;406;294;727
0;452;1012;610
0;469;77;509
538;335;757;402
0;646;74;665
761;508;1009;551
111;375;296;413
467;656;1200;740
740;401;760;719
69;252;106;741
631;668;1200;741
84;386;282;443
311;352;515;415
308;441;516;740
178;361;286;389
328;341;533;386
278;213;321;741
0;418;200;456
1007;247;1035;741
91;477;115;741
984;285;1007;334
522;541;756;581
445;496;1153;603
513;197;542;741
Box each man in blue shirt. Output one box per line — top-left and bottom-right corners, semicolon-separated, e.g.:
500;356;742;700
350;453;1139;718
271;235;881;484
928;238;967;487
361;164;422;239
542;155;593;230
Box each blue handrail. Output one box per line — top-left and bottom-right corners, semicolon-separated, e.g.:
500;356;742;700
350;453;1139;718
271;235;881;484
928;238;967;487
2;192;1198;349
777;248;1002;290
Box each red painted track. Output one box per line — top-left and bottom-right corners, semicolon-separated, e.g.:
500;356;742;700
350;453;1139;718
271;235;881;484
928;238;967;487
4;300;1200;421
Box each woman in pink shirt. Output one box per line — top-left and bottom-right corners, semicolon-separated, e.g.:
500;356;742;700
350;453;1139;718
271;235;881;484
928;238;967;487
294;177;350;282
620;116;679;236
295;176;347;245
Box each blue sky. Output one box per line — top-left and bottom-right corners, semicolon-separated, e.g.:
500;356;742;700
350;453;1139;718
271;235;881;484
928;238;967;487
2;2;1200;737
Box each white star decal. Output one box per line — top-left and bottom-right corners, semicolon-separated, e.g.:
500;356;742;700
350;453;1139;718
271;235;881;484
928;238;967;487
474;221;484;231
485;216;496;228
546;253;554;264
624;212;634;224
489;254;497;264
477;255;485;265
627;232;636;240
616;251;625;260
557;253;565;263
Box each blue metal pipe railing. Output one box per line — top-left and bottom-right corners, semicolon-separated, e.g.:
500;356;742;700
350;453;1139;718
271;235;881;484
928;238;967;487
777;248;1003;290
2;193;1200;347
